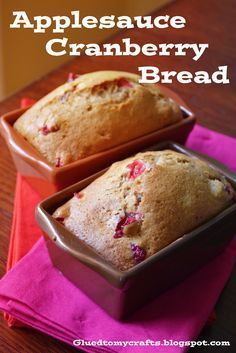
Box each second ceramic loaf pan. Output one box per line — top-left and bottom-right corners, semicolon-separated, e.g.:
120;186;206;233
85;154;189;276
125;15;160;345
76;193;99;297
36;142;236;320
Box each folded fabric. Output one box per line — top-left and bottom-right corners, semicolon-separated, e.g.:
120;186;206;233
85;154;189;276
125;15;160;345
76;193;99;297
1;120;235;352
186;124;236;172
4;175;42;326
1;236;235;353
4;98;39;326
7;95;38;272
6;175;42;272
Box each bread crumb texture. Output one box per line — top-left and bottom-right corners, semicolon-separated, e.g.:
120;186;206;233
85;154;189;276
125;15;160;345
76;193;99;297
14;71;182;166
53;150;235;270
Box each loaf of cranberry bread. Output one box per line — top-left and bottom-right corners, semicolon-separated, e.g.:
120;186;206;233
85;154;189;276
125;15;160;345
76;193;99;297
14;71;182;167
53;150;235;270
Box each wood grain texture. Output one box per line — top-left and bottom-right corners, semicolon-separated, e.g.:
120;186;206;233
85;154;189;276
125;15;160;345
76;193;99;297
0;0;235;352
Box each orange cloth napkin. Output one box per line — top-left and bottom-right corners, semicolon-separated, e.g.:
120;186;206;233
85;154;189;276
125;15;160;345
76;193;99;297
5;98;39;326
5;174;42;326
7;174;42;272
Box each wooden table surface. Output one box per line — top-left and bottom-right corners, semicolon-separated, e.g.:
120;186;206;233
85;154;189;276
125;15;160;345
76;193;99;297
0;0;235;352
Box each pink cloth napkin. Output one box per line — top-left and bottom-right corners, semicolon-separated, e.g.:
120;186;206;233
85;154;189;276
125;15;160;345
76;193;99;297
0;124;236;353
186;124;236;172
0;237;235;353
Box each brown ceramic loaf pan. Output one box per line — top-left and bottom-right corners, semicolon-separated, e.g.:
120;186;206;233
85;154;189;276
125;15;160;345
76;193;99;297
0;86;195;198
36;141;236;320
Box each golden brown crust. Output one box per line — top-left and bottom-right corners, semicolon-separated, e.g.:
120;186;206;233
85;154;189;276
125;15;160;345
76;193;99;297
53;150;235;270
14;71;182;166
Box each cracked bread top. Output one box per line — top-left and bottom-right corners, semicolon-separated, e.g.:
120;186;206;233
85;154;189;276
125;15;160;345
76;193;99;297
53;150;235;270
14;71;182;167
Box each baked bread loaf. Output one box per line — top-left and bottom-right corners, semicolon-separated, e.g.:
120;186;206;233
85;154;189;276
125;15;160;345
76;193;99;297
53;150;235;270
14;71;182;167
